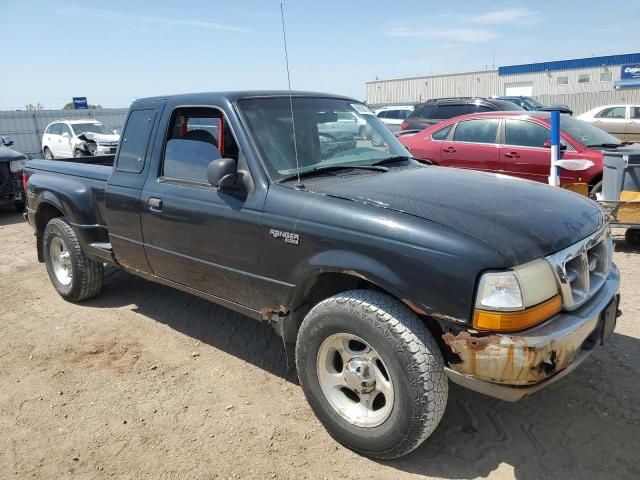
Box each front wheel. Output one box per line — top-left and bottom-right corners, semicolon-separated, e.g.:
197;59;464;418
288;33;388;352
43;147;54;159
73;148;88;158
43;217;104;302
296;290;448;459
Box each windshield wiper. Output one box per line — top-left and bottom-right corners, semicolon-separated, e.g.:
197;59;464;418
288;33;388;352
586;142;632;148
370;155;413;166
277;164;388;183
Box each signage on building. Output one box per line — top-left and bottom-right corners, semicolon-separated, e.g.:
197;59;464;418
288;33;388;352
620;64;640;80
72;97;88;109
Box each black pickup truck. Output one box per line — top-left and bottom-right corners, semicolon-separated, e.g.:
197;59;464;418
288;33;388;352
24;91;620;459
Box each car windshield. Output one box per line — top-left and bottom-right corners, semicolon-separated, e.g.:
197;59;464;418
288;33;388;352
560;116;621;146
71;123;114;135
238;97;410;180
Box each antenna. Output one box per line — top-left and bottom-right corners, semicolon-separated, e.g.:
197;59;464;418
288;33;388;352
280;2;303;189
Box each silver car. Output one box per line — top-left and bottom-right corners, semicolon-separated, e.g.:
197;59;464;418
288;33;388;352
577;105;640;142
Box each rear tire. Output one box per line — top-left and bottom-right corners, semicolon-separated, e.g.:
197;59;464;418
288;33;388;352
43;217;103;302
625;228;640;246
370;131;384;147
296;290;448;459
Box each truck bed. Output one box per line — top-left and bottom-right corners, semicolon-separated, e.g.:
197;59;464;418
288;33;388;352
26;158;112;229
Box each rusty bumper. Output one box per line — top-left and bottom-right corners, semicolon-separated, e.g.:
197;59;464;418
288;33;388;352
443;265;620;402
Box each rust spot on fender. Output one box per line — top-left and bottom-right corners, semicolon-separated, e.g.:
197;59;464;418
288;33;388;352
260;305;289;321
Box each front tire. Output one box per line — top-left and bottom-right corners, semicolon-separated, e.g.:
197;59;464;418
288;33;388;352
74;148;88;158
43;147;54;159
43;217;103;302
296;290;448;459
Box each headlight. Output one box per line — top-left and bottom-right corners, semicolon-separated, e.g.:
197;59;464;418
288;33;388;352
9;159;26;173
474;259;561;331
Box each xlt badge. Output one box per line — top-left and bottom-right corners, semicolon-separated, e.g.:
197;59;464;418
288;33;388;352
270;229;300;245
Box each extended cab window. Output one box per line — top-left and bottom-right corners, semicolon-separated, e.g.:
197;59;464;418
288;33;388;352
453;119;499;143
505;120;549;148
162;107;238;183
117;110;156;173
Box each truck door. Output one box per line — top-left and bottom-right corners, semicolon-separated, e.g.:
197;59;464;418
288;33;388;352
105;107;161;273
139;106;267;310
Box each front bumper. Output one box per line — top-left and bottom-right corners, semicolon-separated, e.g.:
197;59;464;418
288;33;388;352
443;265;620;401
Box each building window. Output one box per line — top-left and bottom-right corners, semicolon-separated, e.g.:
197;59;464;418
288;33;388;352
557;76;569;85
577;74;591;83
600;71;613;82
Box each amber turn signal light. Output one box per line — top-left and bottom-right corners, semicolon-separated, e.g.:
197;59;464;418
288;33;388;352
473;294;562;332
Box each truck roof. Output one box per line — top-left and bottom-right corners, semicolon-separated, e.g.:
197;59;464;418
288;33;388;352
132;90;359;105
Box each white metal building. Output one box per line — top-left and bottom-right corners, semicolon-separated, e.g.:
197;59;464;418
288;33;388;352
365;53;640;115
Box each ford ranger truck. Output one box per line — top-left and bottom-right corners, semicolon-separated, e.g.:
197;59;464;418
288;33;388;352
23;91;621;459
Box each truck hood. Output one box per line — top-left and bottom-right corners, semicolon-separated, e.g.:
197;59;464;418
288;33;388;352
305;165;605;265
0;145;27;163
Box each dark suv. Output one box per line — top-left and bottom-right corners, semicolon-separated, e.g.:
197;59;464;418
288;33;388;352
401;97;523;131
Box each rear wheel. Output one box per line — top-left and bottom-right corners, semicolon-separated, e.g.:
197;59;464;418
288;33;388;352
296;290;448;459
43;217;103;302
625;228;640;246
370;131;384;147
43;147;54;159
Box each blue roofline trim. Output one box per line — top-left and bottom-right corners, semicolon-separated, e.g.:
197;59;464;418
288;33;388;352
499;53;640;76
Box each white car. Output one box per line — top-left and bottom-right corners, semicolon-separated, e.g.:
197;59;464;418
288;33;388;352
577;105;640;142
42;120;120;159
374;105;414;132
319;111;369;139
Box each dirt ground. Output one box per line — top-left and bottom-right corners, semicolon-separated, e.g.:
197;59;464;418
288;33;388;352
0;207;639;480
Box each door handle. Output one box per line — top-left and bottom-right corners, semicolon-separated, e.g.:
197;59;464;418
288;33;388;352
504;152;520;159
147;197;163;211
442;147;456;153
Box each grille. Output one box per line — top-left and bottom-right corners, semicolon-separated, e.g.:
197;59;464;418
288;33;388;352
546;227;612;311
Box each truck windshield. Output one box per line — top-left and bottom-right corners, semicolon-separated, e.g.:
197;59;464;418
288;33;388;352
71;123;114;135
238;97;410;181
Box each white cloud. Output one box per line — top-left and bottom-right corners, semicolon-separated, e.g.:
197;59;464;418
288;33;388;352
55;6;257;34
470;7;540;25
387;26;498;43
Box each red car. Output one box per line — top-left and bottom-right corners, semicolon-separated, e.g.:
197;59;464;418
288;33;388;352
398;111;627;197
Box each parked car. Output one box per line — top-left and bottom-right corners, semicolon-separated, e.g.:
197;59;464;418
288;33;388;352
374;105;414;132
401;97;523;132
24;91;620;459
398;111;628;198
577;105;640;142
0;136;26;212
496;96;573;115
319;111;368;139
41;120;120;159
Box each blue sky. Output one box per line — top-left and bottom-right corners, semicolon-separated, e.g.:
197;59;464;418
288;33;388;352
2;0;639;109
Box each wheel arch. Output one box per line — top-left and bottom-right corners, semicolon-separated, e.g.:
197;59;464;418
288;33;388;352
34;201;65;262
280;267;446;365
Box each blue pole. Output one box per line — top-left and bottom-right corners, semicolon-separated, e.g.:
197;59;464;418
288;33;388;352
549;110;561;186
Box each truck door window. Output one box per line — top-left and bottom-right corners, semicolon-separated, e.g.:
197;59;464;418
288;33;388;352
116;109;157;173
162;107;238;183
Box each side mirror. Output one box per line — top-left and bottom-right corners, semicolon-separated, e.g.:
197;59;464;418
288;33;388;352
207;157;237;190
543;140;567;150
1;135;14;146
